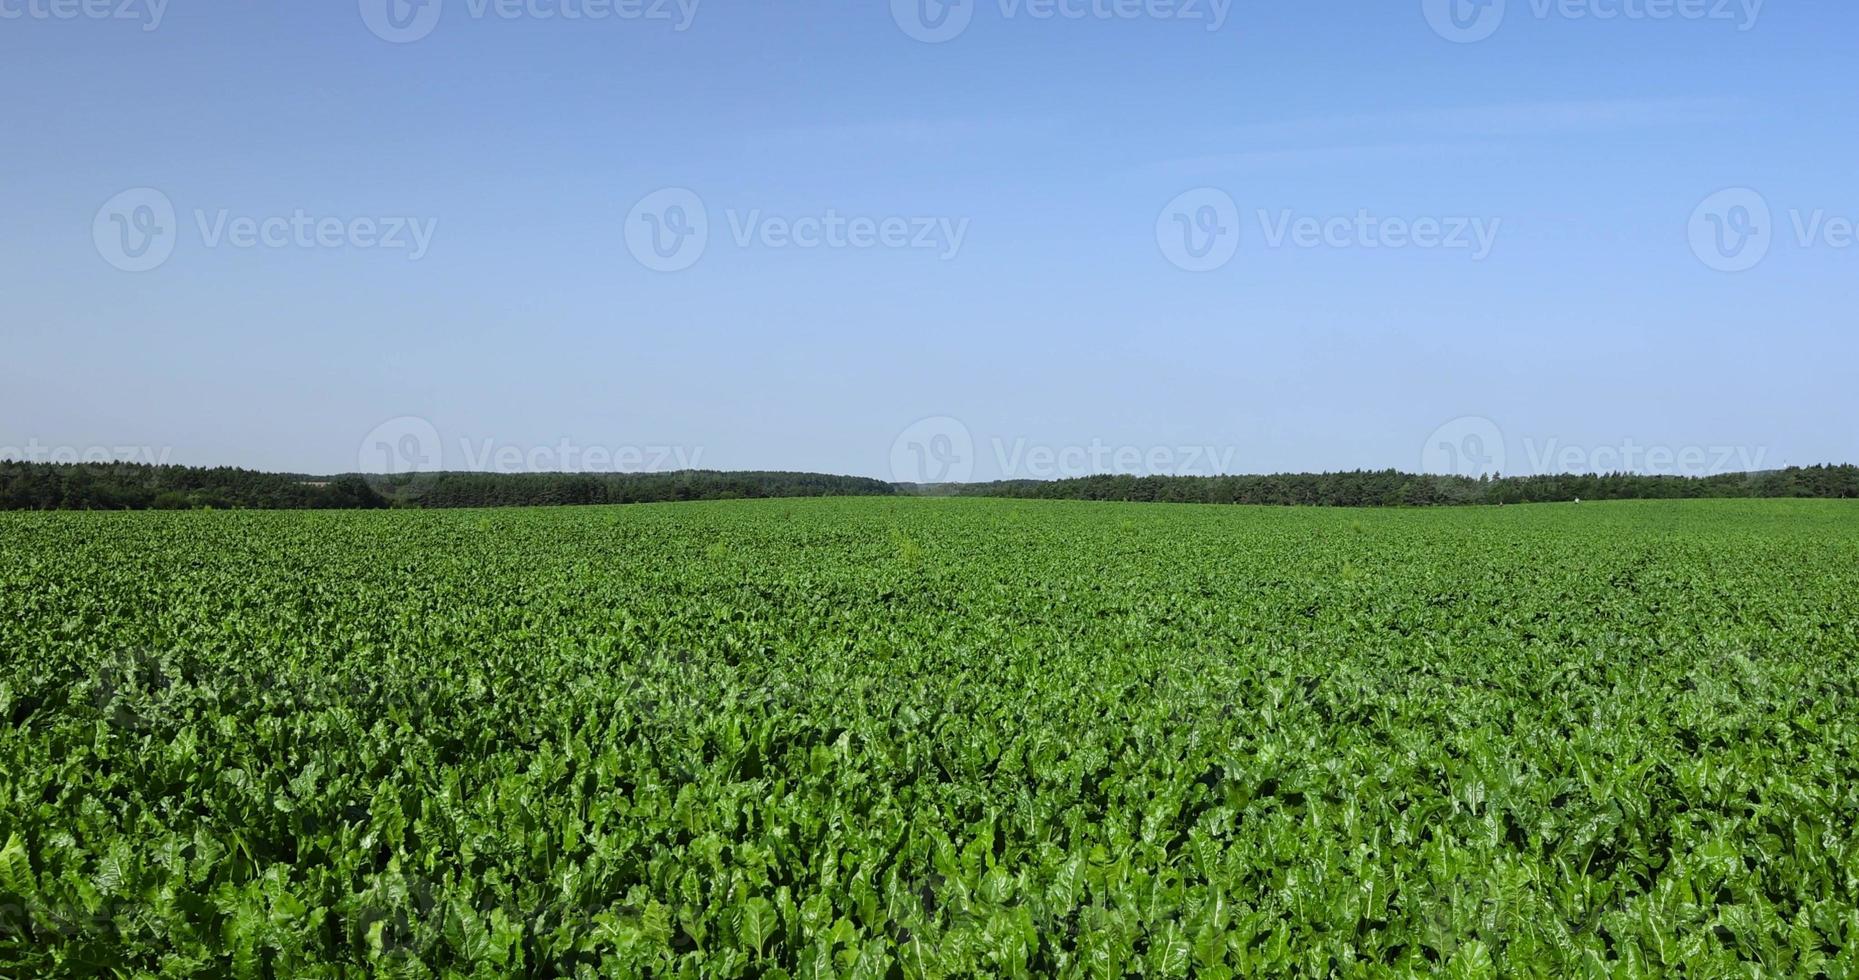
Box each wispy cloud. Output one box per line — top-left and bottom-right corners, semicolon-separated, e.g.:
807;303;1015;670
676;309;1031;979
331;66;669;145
754;117;1064;149
1148;142;1500;176
1145;97;1749;175
1227;97;1747;142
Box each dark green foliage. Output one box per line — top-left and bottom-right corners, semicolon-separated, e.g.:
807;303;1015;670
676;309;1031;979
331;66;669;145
320;475;390;510
372;470;898;509
0;462;894;512
0;463;351;511
3;498;1858;976
7;458;1857;513
944;464;1859;507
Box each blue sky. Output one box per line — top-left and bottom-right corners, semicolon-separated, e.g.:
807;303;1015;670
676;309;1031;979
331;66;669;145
3;0;1853;481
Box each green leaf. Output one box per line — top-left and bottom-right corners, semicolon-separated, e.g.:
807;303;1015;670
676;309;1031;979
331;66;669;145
0;833;35;900
736;896;777;956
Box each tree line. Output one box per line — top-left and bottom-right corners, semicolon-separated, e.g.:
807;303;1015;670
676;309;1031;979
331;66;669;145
3;460;1855;511
0;462;895;511
936;465;1859;507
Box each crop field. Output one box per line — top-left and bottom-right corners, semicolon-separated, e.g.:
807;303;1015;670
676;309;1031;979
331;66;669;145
3;497;1858;977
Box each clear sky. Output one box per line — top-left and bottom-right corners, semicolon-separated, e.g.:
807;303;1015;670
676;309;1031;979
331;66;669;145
3;0;1854;482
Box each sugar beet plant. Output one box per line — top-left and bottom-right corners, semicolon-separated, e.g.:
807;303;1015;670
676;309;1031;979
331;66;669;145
3;498;1858;976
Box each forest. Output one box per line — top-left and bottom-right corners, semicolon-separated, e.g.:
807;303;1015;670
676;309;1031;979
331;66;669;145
2;459;1855;510
936;465;1859;506
0;462;896;511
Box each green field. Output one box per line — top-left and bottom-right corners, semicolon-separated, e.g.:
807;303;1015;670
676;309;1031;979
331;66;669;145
4;498;1858;976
